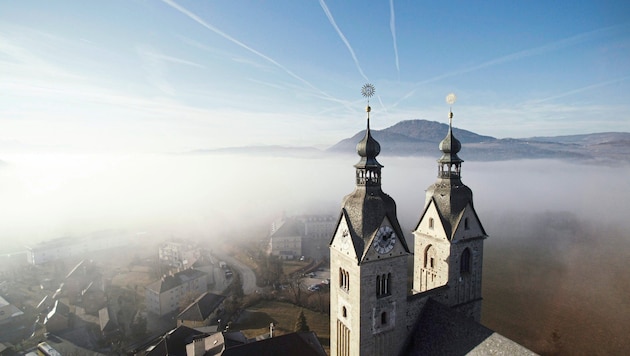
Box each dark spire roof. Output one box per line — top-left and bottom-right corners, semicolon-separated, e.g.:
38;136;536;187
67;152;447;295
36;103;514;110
336;94;410;260
438;111;463;165
354;106;383;169
423;107;476;239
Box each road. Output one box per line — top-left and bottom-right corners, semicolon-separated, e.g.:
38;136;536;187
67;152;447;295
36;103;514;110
219;254;258;295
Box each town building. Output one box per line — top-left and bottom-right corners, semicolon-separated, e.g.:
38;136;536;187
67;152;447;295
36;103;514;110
145;269;208;317
98;306;120;340
159;240;201;270
329;100;533;355
269;219;302;260
44;300;71;333
0;295;24;326
269;215;335;260
25;231;139;265
177;292;225;328
138;325;325;356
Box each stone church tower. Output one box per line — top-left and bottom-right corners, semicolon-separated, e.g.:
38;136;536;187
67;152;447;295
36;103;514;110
327;91;536;354
329;97;411;356
412;108;487;321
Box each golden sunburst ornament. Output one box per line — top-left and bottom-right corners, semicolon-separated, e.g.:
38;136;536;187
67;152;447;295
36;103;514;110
446;93;457;105
446;93;457;122
361;83;375;98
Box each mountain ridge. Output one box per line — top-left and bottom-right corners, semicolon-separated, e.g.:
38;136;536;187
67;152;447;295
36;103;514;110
186;119;630;163
327;119;630;163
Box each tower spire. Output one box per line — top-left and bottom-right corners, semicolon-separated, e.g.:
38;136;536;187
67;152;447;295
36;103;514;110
438;93;463;180
330;85;410;356
355;83;382;187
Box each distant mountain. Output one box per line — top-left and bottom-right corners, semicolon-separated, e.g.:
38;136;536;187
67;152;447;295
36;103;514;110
186;120;629;163
328;119;630;163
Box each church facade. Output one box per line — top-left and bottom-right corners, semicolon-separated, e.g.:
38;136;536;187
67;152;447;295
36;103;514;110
329;99;532;355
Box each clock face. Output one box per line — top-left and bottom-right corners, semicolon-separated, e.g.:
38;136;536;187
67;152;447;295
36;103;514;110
373;226;396;254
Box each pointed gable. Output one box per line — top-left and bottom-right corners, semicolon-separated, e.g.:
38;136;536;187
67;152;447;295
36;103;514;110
414;198;449;240
451;203;487;242
361;215;410;263
177;292;225;322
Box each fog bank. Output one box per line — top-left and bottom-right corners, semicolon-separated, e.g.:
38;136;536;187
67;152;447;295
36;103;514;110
0;153;627;248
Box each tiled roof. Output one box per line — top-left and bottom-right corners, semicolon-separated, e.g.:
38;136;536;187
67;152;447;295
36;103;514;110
147;269;207;293
146;326;208;356
222;332;326;356
65;259;86;279
98;307;117;333
177;292;225;322
401;298;534;355
270;219;302;238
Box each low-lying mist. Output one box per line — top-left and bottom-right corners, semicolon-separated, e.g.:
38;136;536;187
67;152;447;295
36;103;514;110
0;152;627;246
0;151;628;352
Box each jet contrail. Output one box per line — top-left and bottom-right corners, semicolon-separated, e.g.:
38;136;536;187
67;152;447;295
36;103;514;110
390;0;400;78
319;0;369;82
162;0;343;105
398;24;630;104
532;75;630;104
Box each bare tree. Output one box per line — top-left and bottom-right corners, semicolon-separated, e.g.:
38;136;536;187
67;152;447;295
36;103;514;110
285;275;303;306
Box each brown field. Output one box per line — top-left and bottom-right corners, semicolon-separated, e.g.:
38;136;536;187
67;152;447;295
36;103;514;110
232;300;330;352
282;260;310;276
481;211;630;355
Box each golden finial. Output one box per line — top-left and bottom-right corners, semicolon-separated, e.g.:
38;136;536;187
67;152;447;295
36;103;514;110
446;93;457;126
362;83;375;120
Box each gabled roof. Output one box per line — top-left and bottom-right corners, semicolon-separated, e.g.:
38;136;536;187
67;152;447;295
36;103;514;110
401;299;534;355
98;307;118;333
416;181;474;239
190;331;248;355
222;332;326;356
37;295;51;312
0;296;24;321
335;198;410;263
450;202;488;240
270;218;302;238
45;300;70;324
177;292;225;322
146;325;208;356
65;260;86;279
147;269;207;293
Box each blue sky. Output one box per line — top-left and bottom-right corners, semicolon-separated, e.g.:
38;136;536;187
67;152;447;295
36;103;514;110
1;0;629;152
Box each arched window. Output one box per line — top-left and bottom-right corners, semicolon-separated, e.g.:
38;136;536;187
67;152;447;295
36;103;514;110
464;217;470;230
424;245;436;269
460;248;471;274
339;268;343;288
339;268;350;291
342;306;347;318
376;273;392;297
428;217;434;229
381;311;387;325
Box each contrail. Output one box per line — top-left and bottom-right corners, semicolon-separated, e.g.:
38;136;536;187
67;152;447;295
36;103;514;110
162;0;342;105
532;75;630;104
390;0;400;78
319;0;369;82
398;24;630;103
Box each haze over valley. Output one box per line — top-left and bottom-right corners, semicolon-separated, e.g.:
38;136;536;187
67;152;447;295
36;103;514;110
1;1;629;353
1;129;629;353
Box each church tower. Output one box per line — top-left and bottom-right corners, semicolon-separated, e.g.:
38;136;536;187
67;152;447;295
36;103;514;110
330;85;410;356
412;98;487;321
